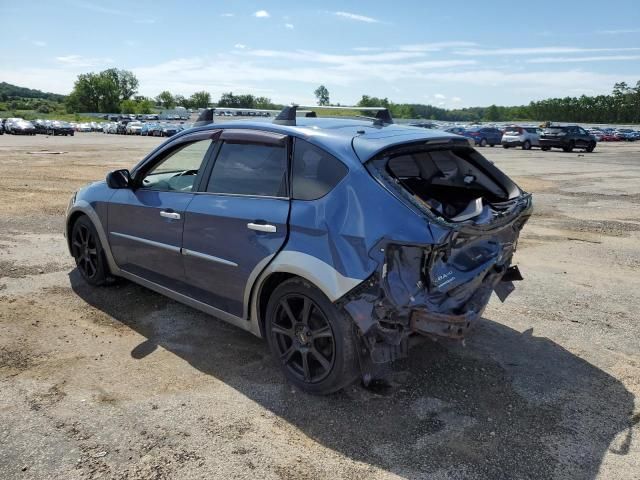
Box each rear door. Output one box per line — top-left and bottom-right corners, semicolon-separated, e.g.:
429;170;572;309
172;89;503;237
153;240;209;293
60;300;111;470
182;129;290;317
108;132;217;291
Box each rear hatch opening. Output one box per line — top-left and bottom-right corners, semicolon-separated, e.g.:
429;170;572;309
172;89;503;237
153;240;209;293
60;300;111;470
375;144;526;225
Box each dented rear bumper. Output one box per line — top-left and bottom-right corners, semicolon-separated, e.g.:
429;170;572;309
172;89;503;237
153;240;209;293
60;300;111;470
340;202;530;364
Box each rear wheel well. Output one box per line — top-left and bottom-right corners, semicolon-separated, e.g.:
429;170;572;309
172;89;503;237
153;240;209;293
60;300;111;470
257;272;298;335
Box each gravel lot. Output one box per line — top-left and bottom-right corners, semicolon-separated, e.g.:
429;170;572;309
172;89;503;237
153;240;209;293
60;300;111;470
0;132;639;480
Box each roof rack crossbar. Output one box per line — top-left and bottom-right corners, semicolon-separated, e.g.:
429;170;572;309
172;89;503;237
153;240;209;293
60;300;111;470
273;104;393;126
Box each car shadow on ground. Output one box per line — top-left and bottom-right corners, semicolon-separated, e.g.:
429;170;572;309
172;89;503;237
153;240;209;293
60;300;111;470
71;271;635;479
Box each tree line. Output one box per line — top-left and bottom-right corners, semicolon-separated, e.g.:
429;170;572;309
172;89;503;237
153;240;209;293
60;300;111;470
5;69;640;124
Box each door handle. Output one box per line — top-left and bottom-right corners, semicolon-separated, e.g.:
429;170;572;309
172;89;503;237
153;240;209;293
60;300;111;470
247;222;276;233
160;210;181;220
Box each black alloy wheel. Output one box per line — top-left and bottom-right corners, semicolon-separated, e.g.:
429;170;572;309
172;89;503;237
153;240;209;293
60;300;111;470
71;216;112;286
271;293;335;384
72;222;99;280
265;279;359;394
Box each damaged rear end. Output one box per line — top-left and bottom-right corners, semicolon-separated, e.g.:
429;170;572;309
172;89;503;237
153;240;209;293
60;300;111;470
342;136;532;365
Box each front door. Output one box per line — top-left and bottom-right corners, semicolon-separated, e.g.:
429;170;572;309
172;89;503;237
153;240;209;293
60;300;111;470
108;137;215;291
182;130;290;317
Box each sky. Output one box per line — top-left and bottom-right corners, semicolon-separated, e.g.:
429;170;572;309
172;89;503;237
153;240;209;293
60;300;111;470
1;0;640;108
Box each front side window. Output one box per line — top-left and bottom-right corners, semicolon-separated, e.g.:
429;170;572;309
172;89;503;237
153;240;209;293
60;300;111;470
207;142;287;197
141;140;212;192
292;139;348;200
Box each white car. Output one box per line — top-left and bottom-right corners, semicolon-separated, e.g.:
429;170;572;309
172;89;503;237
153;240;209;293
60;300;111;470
501;126;540;150
125;122;143;135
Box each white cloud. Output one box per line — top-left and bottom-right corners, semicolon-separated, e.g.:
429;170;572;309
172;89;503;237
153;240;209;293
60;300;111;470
55;55;113;67
234;44;247;50
285;23;294;30
434;93;446;99
243;48;426;64
134;18;156;24
254;10;270;18
597;28;640;35
399;41;477;52
334;11;380;23
220;13;234;17
528;55;640;63
32;40;47;47
451;96;462;103
455;46;640;56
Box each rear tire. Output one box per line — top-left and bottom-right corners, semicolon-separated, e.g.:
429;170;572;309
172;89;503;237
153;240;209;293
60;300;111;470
502;145;509;149
70;216;112;286
586;141;596;153
541;146;550;151
265;278;359;395
523;140;531;150
479;138;487;147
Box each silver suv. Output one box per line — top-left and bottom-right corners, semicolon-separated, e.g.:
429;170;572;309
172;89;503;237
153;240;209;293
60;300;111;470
502;126;540;150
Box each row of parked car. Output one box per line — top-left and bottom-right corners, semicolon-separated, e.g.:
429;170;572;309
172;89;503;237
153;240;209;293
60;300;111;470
0;118;108;135
414;123;640;153
101;119;189;137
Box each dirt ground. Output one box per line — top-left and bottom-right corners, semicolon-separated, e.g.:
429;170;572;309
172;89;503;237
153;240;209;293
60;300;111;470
0;132;639;480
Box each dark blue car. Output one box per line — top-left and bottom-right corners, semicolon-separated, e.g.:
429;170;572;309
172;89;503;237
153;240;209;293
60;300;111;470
461;126;504;147
65;106;532;394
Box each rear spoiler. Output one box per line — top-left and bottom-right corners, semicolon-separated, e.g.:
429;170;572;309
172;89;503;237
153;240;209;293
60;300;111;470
274;104;393;126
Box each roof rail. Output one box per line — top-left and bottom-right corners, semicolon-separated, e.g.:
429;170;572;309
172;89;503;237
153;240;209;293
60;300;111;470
193;107;283;127
193;108;215;127
273;104;393;126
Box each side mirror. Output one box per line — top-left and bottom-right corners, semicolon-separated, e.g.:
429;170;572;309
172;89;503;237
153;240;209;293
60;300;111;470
106;169;131;189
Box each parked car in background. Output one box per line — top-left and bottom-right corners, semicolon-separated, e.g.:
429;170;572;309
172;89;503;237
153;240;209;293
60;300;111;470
125;122;144;135
0;121;4;135
64;106;532;394
116;120;131;134
408;121;437;129
616;129;637;141
33;119;51;134
5;118;36;135
445;126;466;135
47;121;75;136
140;123;156;136
501;126;540;150
539;125;596;152
161;124;181;137
76;123;92;132
461;126;503;147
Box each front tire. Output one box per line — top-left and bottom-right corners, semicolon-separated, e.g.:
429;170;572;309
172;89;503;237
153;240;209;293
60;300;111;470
586;141;596;153
479;138;487;147
265;278;359;394
71;216;111;286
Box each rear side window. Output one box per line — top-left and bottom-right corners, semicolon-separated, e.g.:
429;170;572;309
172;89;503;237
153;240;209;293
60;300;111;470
292;139;348;200
207;142;287;197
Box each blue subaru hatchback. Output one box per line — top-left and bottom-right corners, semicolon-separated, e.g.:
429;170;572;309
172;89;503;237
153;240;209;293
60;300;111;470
65;105;532;394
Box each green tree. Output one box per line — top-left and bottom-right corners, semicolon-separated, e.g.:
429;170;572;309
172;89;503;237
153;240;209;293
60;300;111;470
314;85;330;106
189;91;211;108
484;104;500;121
66;69;138;113
120;99;138;114
155;91;175;109
174;94;187;108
